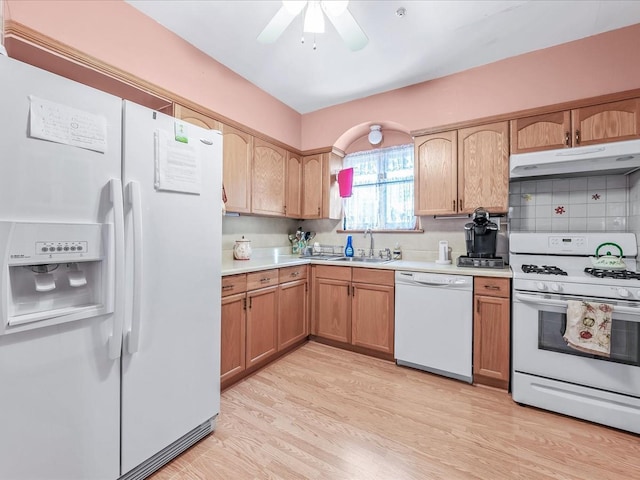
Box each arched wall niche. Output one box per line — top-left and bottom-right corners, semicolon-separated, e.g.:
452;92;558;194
333;121;412;155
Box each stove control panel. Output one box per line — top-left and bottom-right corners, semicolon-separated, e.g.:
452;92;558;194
510;232;638;257
516;279;640;301
549;236;585;249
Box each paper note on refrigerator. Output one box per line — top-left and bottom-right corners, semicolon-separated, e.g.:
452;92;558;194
154;129;201;195
28;96;107;153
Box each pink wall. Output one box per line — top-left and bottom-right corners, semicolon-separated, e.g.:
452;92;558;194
6;1;640;153
302;23;640;150
5;0;302;148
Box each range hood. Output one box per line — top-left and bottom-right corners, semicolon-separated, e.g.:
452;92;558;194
510;139;640;179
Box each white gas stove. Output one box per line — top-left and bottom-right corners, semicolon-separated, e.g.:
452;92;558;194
510;232;639;301
509;232;640;434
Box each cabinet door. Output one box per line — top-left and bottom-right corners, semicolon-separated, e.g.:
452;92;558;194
252;138;286;216
221;124;253;214
285;151;303;218
314;277;351;343
246;286;278;368
351;283;394;354
473;294;510;389
301;154;323;219
414;131;458;215
572;98;640;146
458;122;509;214
173;104;222;131
278;279;308;350
220;292;246;384
510;111;571;154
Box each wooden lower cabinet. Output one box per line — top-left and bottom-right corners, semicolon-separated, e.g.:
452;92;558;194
473;277;511;390
221;266;309;389
312;265;395;357
246;285;279;368
220;292;246;384
278;278;308;350
351;268;395;354
315;277;352;343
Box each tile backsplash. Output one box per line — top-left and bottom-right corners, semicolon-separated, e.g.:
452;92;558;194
509;175;628;232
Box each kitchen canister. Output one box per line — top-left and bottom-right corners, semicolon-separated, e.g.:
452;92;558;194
233;236;252;260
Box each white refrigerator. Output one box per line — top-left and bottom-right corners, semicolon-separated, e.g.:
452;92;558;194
0;55;222;480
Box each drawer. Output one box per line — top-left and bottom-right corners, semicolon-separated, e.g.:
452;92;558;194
352;267;394;286
279;265;307;283
221;274;247;297
313;265;351;281
474;276;510;298
247;269;279;290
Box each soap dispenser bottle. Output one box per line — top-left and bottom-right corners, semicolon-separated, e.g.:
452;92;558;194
345;235;354;257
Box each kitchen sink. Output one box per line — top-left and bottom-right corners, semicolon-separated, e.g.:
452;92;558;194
332;257;394;264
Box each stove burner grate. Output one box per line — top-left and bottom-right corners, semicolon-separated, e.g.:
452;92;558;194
522;264;568;275
584;268;640;280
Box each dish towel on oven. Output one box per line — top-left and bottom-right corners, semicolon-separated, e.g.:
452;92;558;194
563;300;613;357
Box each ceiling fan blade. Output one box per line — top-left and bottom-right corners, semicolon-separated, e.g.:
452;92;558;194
323;5;368;51
257;2;306;44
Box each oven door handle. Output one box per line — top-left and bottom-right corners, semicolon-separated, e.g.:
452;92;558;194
514;292;640;316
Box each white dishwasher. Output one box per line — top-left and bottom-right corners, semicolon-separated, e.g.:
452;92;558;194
394;271;473;383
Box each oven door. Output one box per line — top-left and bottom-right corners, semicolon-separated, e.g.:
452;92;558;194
513;291;640;397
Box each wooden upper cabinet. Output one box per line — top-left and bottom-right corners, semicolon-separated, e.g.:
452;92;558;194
458;122;509;214
572;98;640;146
324;151;344;220
414;131;458;216
221;124;253;214
285;151;303;219
510;111;571;154
511;99;640;153
173;104;222;131
301;154;324;219
252;138;286;216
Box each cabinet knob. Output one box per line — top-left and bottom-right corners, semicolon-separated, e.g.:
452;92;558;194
453;199;456;211
565;131;570;146
575;129;581;145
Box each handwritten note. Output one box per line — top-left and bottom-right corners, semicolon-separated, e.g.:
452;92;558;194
155;129;201;195
29;96;108;153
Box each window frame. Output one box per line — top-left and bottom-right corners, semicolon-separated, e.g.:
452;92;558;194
340;144;421;233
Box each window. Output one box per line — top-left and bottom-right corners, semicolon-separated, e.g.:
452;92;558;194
343;144;415;230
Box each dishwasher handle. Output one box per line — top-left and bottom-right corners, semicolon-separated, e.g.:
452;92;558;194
395;271;472;289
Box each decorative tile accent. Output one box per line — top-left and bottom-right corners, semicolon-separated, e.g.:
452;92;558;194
510;174;629;233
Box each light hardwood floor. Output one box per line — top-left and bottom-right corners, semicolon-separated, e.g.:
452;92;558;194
150;341;640;480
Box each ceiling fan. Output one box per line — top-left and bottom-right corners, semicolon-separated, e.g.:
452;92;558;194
257;1;368;51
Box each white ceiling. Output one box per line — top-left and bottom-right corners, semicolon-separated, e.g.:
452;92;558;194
126;1;640;114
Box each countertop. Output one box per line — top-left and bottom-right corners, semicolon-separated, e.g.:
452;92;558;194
222;255;512;278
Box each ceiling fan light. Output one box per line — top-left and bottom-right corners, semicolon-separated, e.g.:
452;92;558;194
304;1;325;33
282;0;307;15
321;0;349;17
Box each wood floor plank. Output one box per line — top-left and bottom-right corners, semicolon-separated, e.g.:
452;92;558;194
149;342;640;480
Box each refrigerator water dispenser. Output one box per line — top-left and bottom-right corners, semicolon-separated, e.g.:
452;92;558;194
0;222;113;333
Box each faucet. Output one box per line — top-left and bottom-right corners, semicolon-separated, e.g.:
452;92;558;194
364;227;374;257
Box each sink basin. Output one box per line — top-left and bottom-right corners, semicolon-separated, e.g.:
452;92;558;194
333;257;394;264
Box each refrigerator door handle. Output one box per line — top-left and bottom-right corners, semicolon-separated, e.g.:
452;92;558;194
108;179;125;359
126;180;143;354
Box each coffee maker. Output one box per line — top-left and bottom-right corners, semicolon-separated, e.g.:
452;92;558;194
457;207;504;268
